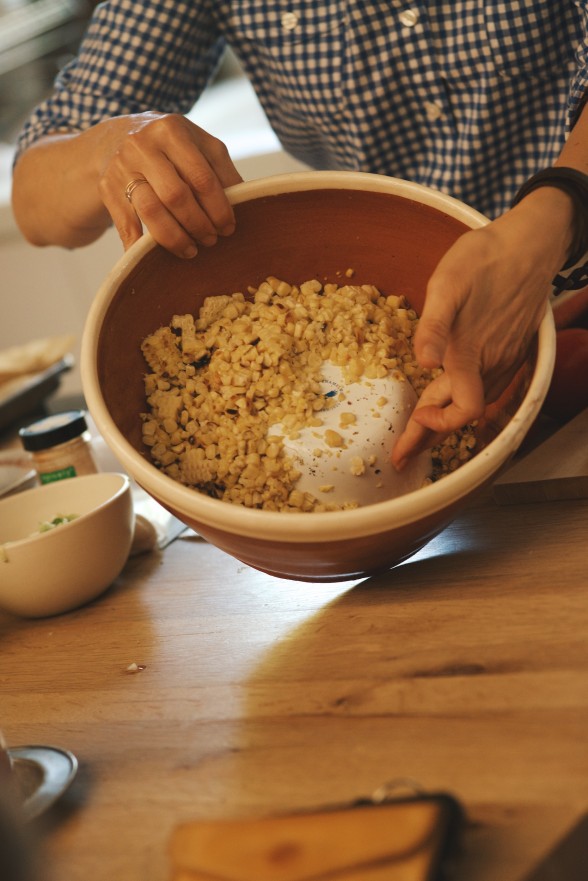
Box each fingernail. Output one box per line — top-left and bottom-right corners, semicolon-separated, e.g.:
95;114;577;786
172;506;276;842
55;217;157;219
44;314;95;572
421;344;441;366
220;222;235;236
201;234;218;247
394;457;408;472
182;245;198;259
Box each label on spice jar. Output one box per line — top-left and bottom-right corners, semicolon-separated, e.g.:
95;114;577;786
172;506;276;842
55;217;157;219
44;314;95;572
39;466;77;484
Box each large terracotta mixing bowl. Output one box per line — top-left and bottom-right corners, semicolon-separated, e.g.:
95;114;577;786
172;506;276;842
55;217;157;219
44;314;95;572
81;171;555;582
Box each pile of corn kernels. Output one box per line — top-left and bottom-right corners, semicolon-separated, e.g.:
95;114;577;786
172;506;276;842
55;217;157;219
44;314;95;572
140;276;476;511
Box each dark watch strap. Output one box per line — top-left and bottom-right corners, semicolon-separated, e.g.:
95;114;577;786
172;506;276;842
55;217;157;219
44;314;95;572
511;166;588;271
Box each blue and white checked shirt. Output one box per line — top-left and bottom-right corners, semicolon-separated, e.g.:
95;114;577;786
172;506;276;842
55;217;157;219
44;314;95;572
15;1;588;224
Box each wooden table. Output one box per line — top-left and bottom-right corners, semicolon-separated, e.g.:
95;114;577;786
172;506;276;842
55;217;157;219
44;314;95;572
1;478;588;881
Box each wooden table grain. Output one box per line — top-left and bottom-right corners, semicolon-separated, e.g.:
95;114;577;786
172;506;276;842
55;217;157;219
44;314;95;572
1;485;587;881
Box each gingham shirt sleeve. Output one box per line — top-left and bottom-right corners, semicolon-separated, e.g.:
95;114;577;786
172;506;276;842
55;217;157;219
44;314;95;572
568;1;588;128
14;0;223;162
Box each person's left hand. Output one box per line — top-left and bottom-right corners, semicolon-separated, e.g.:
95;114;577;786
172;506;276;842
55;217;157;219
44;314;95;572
391;189;573;469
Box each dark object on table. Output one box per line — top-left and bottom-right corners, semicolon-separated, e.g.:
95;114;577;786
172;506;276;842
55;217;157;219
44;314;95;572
523;812;588;881
0;356;73;435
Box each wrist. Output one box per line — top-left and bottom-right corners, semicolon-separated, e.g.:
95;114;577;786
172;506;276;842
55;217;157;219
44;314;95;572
511;167;588;270
511;186;575;269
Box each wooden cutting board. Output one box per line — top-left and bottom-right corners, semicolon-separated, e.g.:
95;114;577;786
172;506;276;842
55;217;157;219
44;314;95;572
493;407;588;504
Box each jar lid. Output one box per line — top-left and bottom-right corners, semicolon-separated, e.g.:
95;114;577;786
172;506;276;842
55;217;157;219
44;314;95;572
19;410;89;452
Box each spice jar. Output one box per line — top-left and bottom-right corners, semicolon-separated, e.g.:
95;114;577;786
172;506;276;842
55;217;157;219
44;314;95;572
19;410;98;484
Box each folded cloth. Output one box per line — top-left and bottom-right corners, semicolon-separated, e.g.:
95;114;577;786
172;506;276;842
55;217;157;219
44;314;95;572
0;335;76;383
129;514;160;556
129;488;191;556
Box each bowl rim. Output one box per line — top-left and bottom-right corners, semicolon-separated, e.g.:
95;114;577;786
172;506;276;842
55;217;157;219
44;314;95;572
81;170;556;542
0;472;131;550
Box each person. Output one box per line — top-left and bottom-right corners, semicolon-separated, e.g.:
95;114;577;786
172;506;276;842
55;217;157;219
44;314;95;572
10;2;588;465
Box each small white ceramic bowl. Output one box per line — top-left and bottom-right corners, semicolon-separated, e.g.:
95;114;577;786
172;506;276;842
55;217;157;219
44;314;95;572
0;472;133;617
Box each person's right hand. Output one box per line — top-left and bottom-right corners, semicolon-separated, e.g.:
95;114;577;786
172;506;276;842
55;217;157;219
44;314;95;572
96;111;243;256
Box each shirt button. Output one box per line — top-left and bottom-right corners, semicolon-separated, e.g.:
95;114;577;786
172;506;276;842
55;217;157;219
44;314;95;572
399;9;420;27
424;100;443;121
281;11;299;31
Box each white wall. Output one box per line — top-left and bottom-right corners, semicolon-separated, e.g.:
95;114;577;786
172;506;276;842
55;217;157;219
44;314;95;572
0;76;308;398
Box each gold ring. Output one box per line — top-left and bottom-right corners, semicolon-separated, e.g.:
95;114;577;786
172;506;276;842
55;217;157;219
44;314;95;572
124;178;149;202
